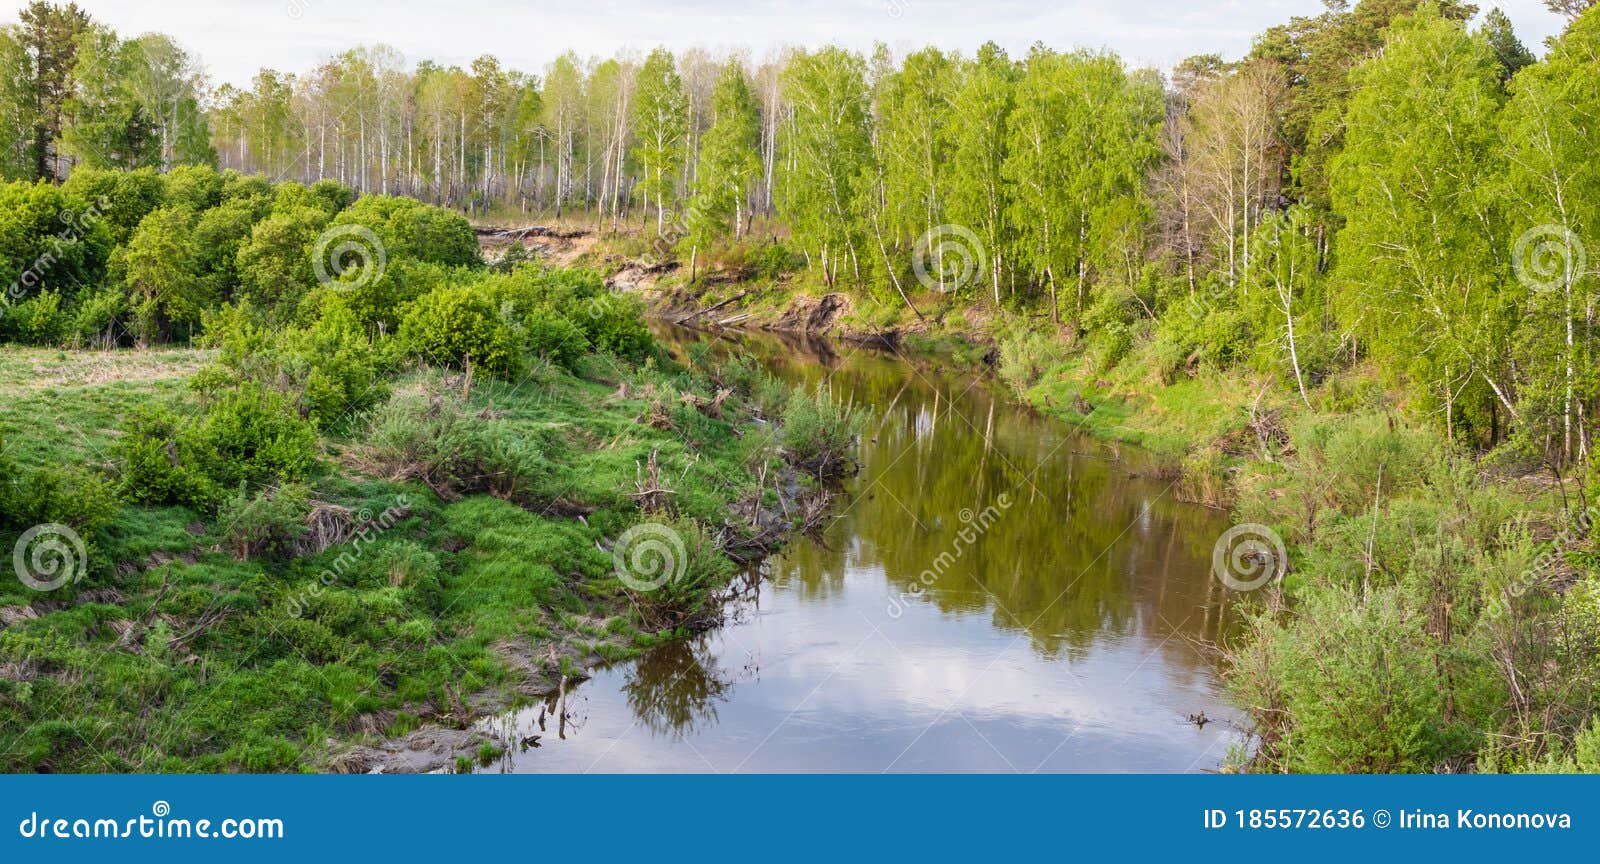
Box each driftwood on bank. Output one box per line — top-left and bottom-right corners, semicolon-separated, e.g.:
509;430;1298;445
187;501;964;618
675;289;753;325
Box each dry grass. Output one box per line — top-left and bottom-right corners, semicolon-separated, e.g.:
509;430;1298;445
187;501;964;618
0;346;211;392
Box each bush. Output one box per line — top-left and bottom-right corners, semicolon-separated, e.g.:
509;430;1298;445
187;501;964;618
398;284;521;379
780;387;866;478
578;293;652;362
60;167;165;244
190;383;322;490
365;393;550;502
1;290;64;344
124;207;208;339
119;385;320;509
620;517;736;630
201;300;390;430
162;164;223;212
753;242;802;278
67;287;127;347
235;206;331;318
0;181;113;308
332;196;478;269
1231;585;1478;773
520;312;589;370
116;407;217;507
217;483;312;561
0;436;119;549
996;330;1062;393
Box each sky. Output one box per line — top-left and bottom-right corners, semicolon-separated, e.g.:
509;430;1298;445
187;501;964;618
4;0;1575;88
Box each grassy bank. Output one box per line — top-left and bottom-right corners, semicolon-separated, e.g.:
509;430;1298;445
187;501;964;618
0;327;854;773
646;248;1600;773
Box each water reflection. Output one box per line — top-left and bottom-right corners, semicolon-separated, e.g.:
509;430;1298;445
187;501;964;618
477;326;1246;773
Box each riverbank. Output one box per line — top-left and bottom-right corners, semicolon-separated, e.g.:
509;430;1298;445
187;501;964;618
649;269;1600;773
0;335;843;773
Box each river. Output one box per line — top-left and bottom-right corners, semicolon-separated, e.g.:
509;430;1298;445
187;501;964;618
476;325;1246;772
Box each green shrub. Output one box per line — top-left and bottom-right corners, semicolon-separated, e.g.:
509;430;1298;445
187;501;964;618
398;284;521;379
60;167;165;244
116;407;217;507
1231;585;1478;773
520;312;589;369
996;330;1062;393
67;287;128;348
2;289;64;344
119;385;320;509
332;196;478;269
0;181;113;307
162;164;223;212
753;242;802;278
366;393;550;502
190;383;321;490
202;299;390;430
620;517;735;630
780;386;866;478
216;483;312;561
235;206;331;317
578;292;651;362
0;437;119;543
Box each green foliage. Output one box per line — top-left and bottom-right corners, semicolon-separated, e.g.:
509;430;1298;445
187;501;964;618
200;299;390;430
332;195;477;269
365;392;551;503
117;383;320;509
779;386;866;477
632;48;690;233
0;289;63;344
234;205;330;317
576;292;651;362
59;167;165;243
0;180;112;310
398;283;521;379
216;482;311;561
123;205;207;339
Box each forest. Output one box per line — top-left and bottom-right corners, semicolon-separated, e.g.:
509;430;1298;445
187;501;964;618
3;0;1600;773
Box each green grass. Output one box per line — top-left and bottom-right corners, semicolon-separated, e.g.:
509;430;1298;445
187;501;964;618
0;342;780;772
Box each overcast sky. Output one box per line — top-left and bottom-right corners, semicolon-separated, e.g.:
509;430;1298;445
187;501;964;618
5;0;1574;88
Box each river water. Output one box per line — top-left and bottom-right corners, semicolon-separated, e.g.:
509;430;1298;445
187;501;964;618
477;326;1246;772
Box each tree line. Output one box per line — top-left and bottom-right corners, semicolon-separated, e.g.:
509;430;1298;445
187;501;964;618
3;0;1600;471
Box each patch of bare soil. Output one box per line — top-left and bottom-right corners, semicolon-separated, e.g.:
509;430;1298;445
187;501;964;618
772;292;851;332
475;224;597;267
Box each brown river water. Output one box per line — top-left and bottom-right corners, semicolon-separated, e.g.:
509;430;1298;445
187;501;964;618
476;325;1246;772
